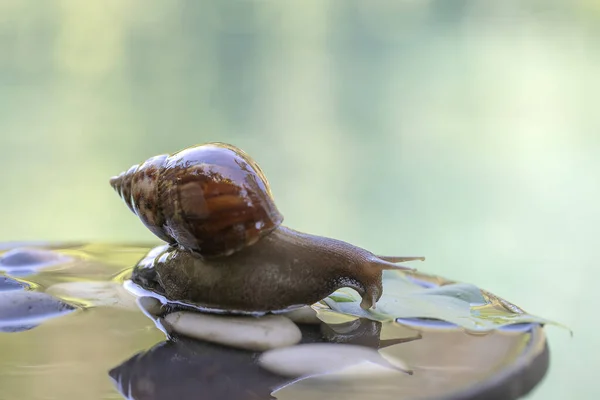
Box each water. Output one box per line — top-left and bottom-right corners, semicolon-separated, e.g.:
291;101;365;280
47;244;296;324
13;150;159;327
0;243;548;400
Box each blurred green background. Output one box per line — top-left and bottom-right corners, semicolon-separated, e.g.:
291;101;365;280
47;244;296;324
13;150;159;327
0;0;598;399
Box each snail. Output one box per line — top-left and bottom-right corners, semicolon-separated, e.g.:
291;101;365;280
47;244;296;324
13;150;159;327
110;142;424;312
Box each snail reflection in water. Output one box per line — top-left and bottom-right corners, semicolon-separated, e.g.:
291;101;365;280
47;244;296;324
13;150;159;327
110;143;424;312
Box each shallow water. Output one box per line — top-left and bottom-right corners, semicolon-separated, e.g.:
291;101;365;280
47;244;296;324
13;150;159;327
0;242;548;400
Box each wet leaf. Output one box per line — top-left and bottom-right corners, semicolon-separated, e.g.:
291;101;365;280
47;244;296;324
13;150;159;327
323;271;568;332
418;283;487;305
328;293;356;303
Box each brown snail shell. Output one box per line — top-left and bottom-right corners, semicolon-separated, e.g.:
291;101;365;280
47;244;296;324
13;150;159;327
110;143;283;258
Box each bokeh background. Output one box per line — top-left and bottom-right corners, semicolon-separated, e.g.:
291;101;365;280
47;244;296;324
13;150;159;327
1;0;598;399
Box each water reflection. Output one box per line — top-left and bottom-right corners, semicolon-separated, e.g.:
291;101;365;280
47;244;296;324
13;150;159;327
110;338;286;400
320;317;421;348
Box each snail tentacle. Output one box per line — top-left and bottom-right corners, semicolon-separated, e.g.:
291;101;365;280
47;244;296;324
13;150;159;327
377;255;425;263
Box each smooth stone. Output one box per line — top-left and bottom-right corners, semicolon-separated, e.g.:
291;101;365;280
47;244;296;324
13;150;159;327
46;281;138;310
258;343;411;378
0;291;75;331
137;296;163;316
279;306;321;325
0;248;72;275
163;312;302;351
0;276;30;292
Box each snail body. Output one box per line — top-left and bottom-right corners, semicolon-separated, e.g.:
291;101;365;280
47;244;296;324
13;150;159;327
111;143;423;312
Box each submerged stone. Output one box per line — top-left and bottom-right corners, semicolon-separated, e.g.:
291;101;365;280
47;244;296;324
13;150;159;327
0;291;76;332
137;296;163;316
0;248;72;276
0;276;30;292
0;324;38;333
163;312;302;351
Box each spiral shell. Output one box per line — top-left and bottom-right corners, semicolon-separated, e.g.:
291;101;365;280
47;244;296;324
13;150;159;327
109;142;284;258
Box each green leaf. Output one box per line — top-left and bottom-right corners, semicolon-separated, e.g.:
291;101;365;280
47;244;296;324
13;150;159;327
323;270;569;333
328;293;357;303
417;283;487;305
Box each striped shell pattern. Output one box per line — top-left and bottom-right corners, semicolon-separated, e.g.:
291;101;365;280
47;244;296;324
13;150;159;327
109;143;283;258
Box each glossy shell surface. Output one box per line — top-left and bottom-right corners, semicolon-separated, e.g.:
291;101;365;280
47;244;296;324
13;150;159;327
110;143;283;257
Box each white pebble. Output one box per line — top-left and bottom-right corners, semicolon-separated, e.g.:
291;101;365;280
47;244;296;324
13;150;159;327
163;312;302;351
0;291;75;330
46;281;138;310
259;343;411;378
0;276;30;292
137;296;163;316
